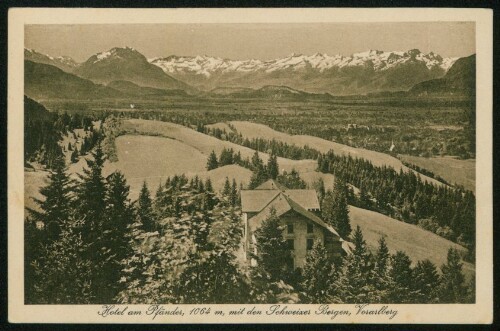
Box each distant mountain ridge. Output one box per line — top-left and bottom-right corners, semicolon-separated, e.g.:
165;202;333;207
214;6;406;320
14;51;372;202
25;48;78;73
25;60;123;100
150;49;460;95
24;47;475;97
73;47;195;93
410;54;475;96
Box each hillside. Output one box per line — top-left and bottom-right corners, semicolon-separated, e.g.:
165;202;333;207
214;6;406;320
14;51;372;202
349;206;473;278
399;155;475;192
410;54;475;96
25;48;78;72
150;49;456;95
25;60;123;100
73;47;195;93
225;121;444;186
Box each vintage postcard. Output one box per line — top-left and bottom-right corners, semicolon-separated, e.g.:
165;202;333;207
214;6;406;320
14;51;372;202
8;8;493;324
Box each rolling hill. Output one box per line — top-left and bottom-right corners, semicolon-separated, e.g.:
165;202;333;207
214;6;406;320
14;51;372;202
25;60;123;100
349;206;473;278
224;121;444;186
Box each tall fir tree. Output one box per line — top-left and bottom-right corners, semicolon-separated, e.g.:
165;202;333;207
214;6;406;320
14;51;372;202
301;241;336;303
333;226;377;303
138;181;156;232
373;236;391;302
321;180;351;239
438;248;468;303
206;150;219;170
29;155;73;242
222;177;231;196
230;178;239;207
253;208;291;281
76;143;107;245
413;259;440;303
267;153;279;179
332;178;352;238
388;251;418;303
100;171;135;302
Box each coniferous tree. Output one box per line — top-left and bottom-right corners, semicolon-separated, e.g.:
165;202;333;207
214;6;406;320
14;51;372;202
388;251;417;303
301;242;336;303
253;208;291;281
30;218;94;304
205;178;214;192
138;181;156;232
267;153;279;179
373;236;391;302
206;150;219;170
222;177;231;196
438;248;467;303
332;178;352;238
333;226;376;303
230;178;239;207
413;259;440;303
76;143;107;245
29;155;73;242
100;171;135;302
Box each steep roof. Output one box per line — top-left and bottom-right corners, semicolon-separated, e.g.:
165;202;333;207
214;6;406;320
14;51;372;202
248;192;340;238
241;189;319;212
255;179;286;190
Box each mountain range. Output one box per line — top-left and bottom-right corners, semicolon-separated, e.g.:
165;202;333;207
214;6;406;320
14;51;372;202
150;49;458;95
24;46;475;99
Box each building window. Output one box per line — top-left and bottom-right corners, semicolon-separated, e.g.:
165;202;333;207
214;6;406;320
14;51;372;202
287;239;295;250
307;238;314;250
287;223;294;234
307;223;314;233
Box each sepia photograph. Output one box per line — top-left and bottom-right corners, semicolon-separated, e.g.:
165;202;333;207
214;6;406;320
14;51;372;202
8;8;493;324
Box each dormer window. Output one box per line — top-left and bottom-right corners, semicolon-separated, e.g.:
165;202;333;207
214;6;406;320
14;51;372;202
287;223;294;234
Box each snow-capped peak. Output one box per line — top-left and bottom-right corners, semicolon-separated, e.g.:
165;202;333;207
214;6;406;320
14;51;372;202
149;49;459;77
92;47;141;64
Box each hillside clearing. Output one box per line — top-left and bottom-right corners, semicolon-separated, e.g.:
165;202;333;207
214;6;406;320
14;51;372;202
122;119;335;189
226;121;444;186
399;155;475;192
349;205;474;278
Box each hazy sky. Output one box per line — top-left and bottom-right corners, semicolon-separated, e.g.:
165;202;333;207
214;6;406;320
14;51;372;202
25;22;475;62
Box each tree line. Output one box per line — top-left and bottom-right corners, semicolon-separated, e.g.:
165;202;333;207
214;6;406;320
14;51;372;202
25;96;102;169
203;125;320;160
317;151;475;259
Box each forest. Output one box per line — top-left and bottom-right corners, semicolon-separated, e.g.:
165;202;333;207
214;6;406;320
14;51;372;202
317;151;475;259
25;139;473;304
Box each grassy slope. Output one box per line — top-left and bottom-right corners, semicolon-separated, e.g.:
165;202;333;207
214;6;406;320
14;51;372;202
227;121;444;187
123;119;336;189
349;206;474;278
398;155;475;192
